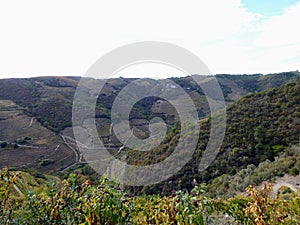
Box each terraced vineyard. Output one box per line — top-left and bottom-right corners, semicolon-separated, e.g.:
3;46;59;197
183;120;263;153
0;100;75;171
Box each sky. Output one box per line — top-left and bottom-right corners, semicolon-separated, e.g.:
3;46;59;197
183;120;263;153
0;0;299;79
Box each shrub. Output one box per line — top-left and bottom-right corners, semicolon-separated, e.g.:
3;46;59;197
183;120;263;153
1;168;299;225
289;167;300;176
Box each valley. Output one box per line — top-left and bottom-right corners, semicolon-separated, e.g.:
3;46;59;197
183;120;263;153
0;72;299;189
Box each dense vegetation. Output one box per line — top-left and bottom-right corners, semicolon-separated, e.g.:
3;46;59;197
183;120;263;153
122;80;300;196
1;168;299;224
208;145;300;197
215;71;300;92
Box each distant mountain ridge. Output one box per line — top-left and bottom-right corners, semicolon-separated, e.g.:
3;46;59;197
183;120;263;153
0;71;299;133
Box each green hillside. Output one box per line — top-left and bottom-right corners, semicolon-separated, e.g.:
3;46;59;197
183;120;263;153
126;81;300;195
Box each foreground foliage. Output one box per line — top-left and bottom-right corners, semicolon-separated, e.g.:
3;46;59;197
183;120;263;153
1;168;299;225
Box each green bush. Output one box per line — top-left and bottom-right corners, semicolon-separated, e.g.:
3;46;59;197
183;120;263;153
289;167;300;176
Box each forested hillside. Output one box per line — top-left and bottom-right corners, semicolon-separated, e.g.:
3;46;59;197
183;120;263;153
127;81;300;195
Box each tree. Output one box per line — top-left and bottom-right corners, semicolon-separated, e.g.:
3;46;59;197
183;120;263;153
254;125;266;144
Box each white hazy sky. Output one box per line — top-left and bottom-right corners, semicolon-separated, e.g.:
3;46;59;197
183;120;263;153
0;0;299;79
